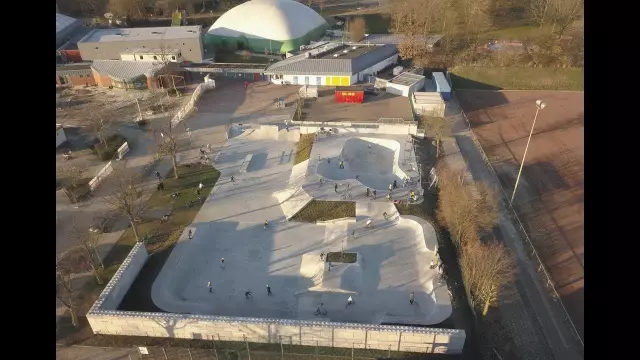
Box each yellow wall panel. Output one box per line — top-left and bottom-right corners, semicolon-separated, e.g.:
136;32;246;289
340;77;350;86
330;77;340;86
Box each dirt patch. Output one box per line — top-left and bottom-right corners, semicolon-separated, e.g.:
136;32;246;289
456;90;584;338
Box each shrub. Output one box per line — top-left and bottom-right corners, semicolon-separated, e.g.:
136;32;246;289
92;134;127;161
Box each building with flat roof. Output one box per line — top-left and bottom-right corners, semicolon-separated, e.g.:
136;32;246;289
56;13;82;49
77;26;204;63
265;43;399;86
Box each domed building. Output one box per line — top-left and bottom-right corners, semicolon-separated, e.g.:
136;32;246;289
205;0;329;54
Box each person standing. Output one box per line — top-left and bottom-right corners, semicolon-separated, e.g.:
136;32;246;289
393;180;397;189
266;285;272;295
264;220;269;229
245;290;252;299
430;260;436;269
230;176;235;183
199;182;204;190
388;183;393;192
334;183;338;193
220;258;226;269
207;281;212;293
409;292;415;305
244;81;248;89
188;229;193;240
372;189;377;199
155;171;161;179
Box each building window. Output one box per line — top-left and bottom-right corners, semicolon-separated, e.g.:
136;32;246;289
59;76;67;85
153;56;158;60
139;55;144;60
171;56;176;60
78;74;83;78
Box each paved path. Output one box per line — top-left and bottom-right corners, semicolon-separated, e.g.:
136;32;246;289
443;96;582;360
56;345;135;360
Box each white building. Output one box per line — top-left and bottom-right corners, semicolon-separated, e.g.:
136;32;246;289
264;43;399;86
120;48;184;62
56;124;67;148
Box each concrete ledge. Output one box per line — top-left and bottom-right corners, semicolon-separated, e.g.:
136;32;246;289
316;217;357;225
238;153;253;173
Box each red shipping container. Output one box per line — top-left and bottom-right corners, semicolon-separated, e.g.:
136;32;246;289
335;87;364;103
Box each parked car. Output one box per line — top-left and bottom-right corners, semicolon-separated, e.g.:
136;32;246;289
364;87;380;96
89;217;110;234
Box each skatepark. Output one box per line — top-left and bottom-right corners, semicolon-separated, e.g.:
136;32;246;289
151;122;451;326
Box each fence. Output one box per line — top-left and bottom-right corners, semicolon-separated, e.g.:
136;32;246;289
454;95;584;351
117;142;130;160
73;339;461;360
171;81;216;127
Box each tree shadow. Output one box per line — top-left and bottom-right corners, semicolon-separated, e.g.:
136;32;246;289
450;74;503;91
455;90;510;115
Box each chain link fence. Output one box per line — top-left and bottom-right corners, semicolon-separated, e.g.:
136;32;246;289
80;339;459;360
454;95;584;353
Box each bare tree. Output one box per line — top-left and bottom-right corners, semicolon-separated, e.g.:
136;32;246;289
421;116;451;158
305;0;314;7
59;165;88;203
348;17;367;42
550;0;583;36
56;250;91;327
461;240;516;315
457;0;492;43
157;118;183;179
107;0;148;19
86;110;113;147
69;217;104;285
436;166;498;249
102;167;146;242
527;0;554;28
316;0;325;13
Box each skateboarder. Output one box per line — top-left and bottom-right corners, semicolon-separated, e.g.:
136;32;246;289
430;260;436;269
383;212;388;220
409;292;415;305
230;176;235;183
388;183;393;192
355;174;360;181
320;252;325;261
366;218;372;228
372;189;377;199
264;220;269;229
393;180;397;189
334;183;338;193
188;229;193;240
244;81;248;89
245;290;253;299
366;188;370;197
339;161;344;169
346;296;354;308
199;182;204;190
208;281;212;293
266;285;272;295
220;258;226;269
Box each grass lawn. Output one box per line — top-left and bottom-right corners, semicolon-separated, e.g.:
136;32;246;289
291;200;355;223
56;164;220;345
326;252;357;263
293;133;315;165
450;66;584;91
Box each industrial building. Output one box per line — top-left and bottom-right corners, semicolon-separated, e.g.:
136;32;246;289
56;13;82;49
206;0;328;54
90;60;169;90
77;26;204;63
264;42;399;86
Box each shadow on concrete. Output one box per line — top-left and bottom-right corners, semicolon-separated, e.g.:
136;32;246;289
454;90;510;115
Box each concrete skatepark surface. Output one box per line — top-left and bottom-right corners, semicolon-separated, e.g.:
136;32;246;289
152;124;451;325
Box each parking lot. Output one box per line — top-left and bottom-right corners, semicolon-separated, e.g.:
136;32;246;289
302;88;413;123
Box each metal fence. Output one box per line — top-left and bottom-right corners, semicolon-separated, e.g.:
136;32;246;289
454;94;584;351
77;340;431;360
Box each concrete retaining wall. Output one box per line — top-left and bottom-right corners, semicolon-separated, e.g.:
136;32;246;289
88;161;114;192
87;312;465;353
296;123;417;136
92;242;148;310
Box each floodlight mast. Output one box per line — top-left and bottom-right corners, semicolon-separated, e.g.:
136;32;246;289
510;100;546;204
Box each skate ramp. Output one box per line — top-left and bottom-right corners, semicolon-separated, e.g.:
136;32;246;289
277;127;300;142
341;137;399;176
299;254;325;290
248;125;279;140
316;136;409;190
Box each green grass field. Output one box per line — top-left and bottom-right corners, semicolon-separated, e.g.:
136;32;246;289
450;66;584;91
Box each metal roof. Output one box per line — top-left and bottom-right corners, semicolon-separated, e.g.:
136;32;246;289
265;43;397;76
78;26;201;44
360;34;443;47
91;60;167;81
56;14;78;35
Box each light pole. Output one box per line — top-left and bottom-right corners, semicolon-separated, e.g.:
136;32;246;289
510;100;546;205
